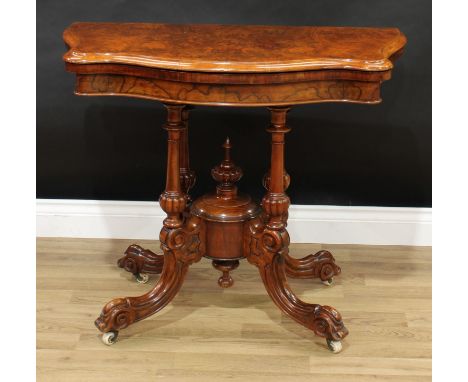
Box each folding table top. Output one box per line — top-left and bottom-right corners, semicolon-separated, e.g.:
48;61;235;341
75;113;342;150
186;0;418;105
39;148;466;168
63;23;406;73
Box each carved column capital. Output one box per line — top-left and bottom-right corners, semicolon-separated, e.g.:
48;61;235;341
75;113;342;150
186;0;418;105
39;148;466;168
261;192;290;229
163;104;186;130
159;191;187;228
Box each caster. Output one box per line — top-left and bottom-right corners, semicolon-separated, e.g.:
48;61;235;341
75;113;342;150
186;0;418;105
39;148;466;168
135;273;149;284
322;277;334;286
326;339;342;353
101;331;119;346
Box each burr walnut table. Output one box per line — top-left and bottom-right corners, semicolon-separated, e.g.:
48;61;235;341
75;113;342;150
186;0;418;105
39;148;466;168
63;22;406;353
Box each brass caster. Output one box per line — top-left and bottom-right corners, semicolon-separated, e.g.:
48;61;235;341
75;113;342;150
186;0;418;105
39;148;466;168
322;277;334;286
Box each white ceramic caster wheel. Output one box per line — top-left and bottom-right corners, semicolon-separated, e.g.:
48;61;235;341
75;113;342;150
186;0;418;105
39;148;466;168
101;331;118;346
135;273;149;284
326;339;342;353
322;277;334;286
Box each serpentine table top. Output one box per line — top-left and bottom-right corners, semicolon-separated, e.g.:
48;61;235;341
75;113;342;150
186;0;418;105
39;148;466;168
63;23;406;107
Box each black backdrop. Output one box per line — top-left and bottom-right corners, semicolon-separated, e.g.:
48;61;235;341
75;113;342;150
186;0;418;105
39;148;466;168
37;0;431;207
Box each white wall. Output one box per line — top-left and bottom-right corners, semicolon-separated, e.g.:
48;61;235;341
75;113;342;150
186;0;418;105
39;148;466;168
36;199;432;246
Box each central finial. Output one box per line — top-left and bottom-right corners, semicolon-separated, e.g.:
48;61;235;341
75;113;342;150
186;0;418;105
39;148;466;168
223;137;231;161
211;137;243;199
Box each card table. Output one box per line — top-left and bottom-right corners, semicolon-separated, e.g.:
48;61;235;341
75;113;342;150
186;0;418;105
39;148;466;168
63;22;406;352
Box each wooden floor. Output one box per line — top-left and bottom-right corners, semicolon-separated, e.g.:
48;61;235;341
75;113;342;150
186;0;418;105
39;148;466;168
37;238;432;381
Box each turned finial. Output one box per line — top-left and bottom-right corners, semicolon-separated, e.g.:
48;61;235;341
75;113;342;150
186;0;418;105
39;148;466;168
211;137;242;199
223;137;231;161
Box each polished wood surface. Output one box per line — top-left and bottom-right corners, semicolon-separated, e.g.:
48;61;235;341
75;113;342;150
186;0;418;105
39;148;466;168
63;23;407;353
91;105;348;351
63;23;406;106
63;23;406;73
70;72;388;106
37;238;432;382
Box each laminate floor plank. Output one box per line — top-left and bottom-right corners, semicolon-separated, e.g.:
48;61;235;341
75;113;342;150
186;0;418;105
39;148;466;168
37;238;432;381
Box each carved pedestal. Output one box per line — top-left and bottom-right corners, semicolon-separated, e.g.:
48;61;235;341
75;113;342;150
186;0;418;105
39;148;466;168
96;105;348;352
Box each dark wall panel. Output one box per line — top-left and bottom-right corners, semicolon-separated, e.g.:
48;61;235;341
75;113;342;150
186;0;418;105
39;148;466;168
37;0;431;206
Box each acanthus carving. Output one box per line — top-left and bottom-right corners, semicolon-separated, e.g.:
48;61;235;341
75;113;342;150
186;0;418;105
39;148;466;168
245;218;348;343
284;250;342;281
159;214;205;266
246;215;289;267
117;244;164;276
95;215;204;334
95;297;136;333
312;305;348;341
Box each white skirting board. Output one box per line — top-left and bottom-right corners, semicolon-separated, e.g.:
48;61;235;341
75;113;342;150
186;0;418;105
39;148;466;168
36;199;432;246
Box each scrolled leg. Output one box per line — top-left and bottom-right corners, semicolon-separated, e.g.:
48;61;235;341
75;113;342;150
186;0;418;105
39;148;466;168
246;222;348;352
284;250;342;285
95;216;204;341
95;103;205;344
245;106;348;352
117;244;164;283
95;251;188;335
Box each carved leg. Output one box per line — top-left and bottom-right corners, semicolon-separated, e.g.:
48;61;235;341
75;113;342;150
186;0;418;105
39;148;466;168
96;215;204;343
284;250;342;285
96;104;205;344
245;107;348;352
246;224;348;352
117;107;196;283
263;160;341;285
212;260;239;288
117;244;164;284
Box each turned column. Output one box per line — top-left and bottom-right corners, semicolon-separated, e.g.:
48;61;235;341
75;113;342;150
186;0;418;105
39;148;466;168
262;107;291;230
95;106;206;343
180;106;196;204
116;105;194;281
263;108;342;285
159;104;187;229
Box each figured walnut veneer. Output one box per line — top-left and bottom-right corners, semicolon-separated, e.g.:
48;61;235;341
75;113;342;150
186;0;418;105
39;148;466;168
64;23;405;107
63;23;405;73
63;22;406;352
